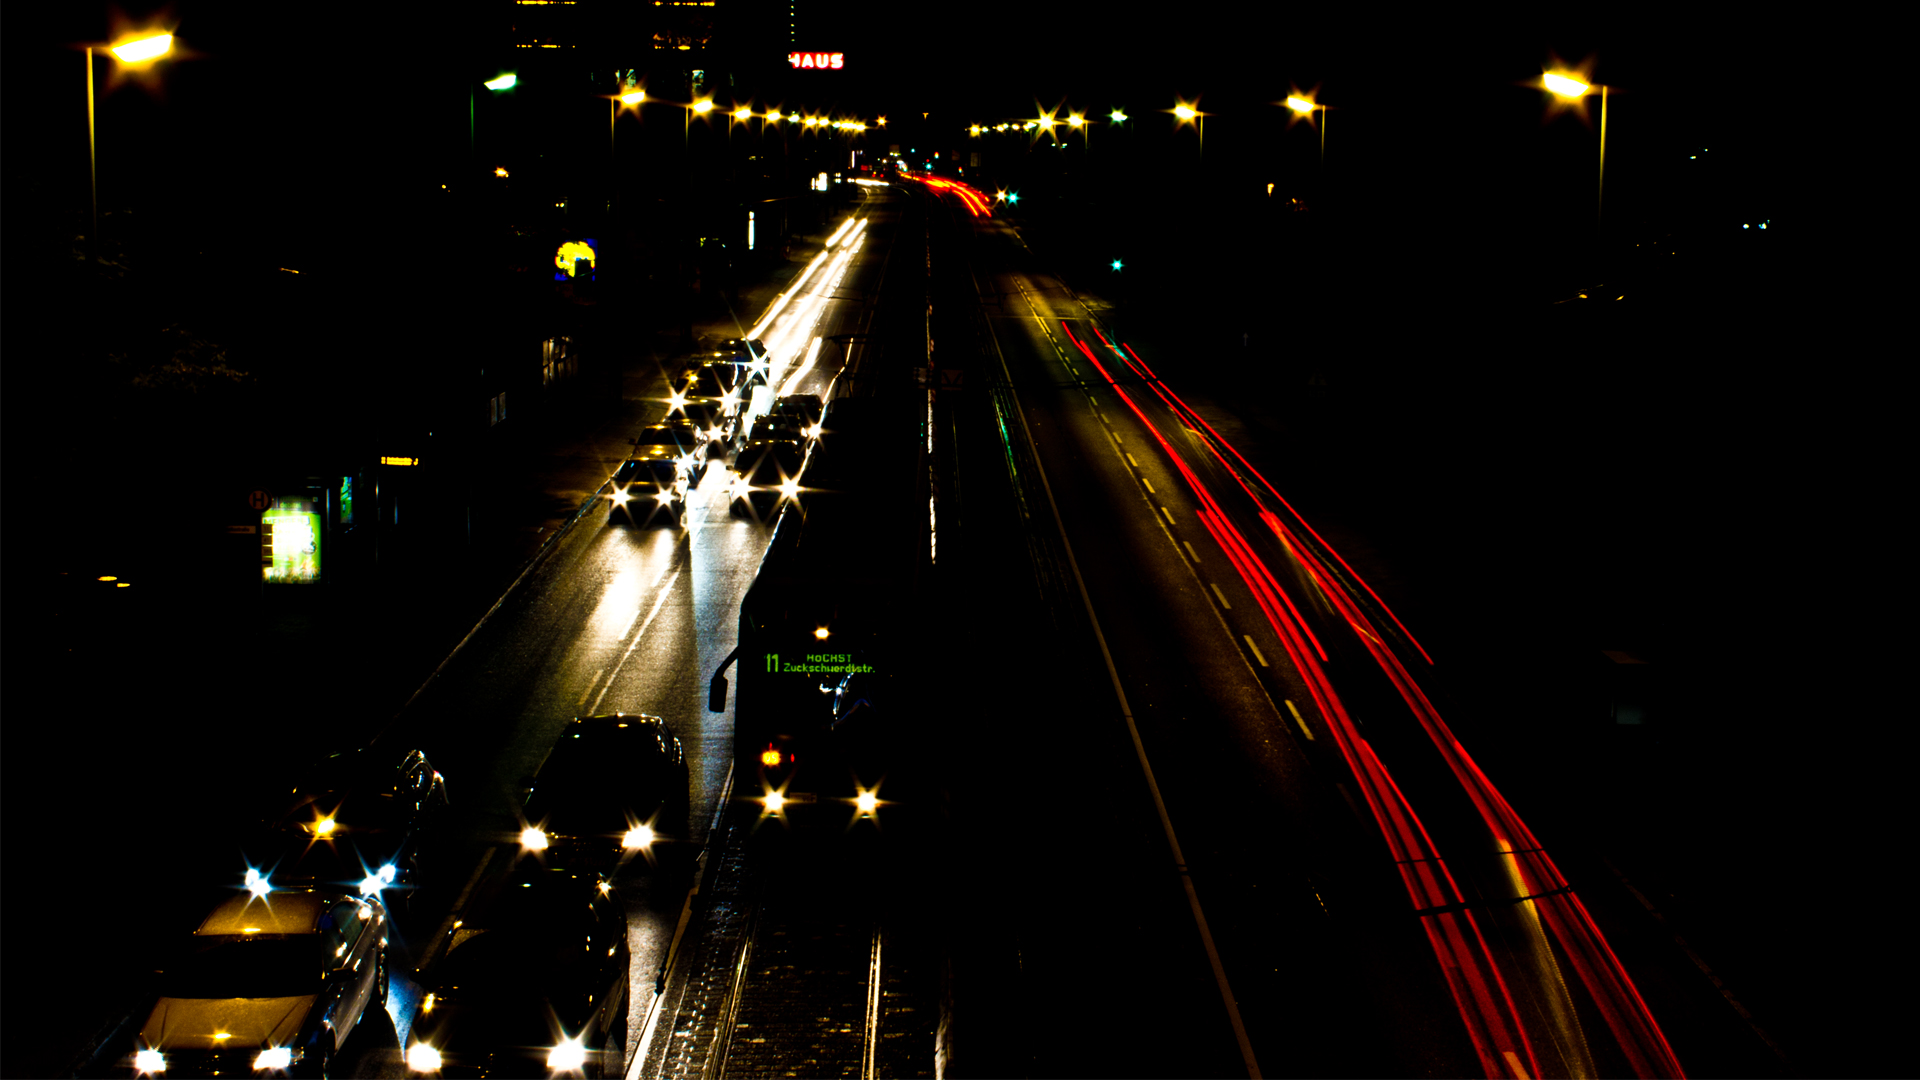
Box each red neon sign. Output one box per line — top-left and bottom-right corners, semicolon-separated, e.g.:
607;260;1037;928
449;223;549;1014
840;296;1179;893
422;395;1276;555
788;52;844;70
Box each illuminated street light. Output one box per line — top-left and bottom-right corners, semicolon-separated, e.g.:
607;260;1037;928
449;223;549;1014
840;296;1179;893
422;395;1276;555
733;105;753;121
1283;93;1328;164
692;98;714;114
1171;100;1206;157
1285;95;1315;115
110;33;172;63
1173;104;1198;121
84;31;174;264
1544;71;1590;98
1109;109;1128;123
1542;69;1609;237
620;89;646;105
1067;113;1084;127
484;73;517;91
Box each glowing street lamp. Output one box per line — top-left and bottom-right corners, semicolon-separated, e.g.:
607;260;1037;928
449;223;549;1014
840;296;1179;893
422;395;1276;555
1542;69;1609;236
1284;94;1328;164
84;31;173;264
1171;100;1206;157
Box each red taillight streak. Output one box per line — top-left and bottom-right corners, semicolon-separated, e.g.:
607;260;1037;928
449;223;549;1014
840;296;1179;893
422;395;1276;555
1113;338;1434;667
1066;319;1662;1077
1268;504;1685;1077
1196;508;1540;1080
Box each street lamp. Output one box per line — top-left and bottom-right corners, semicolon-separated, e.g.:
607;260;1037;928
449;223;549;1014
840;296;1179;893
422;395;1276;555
1285;94;1327;165
1171;100;1206;157
85;31;173;263
1544;70;1608;236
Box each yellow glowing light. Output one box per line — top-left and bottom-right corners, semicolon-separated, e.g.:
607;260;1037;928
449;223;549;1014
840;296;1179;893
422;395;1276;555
314;817;337;836
1174;104;1198;121
692;99;714;113
621;90;646;104
407;1044;443;1072
422;994;436;1013
520;826;549;850
763;791;787;812
485;73;518;91
1068;113;1084;127
111;34;173;63
134;1049;165;1073
855;790;878;815
1286;95;1315;114
734;106;753;120
1544;72;1589;98
761;748;782;767
495;166;509;177
622;825;655;849
213;1033;232;1041
814;626;830;639
877;116;887;126
548;1038;588;1071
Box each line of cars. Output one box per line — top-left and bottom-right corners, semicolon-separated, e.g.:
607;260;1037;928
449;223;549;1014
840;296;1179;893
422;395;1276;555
610;338;827;527
125;717;691;1077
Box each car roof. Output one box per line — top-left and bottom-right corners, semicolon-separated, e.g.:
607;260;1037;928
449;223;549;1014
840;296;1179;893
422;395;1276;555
195;891;352;936
295;748;423;793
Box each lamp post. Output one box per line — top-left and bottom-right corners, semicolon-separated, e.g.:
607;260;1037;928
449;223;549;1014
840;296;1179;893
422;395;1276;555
85;32;173;264
1545;71;1607;237
1285;94;1326;165
1173;101;1205;158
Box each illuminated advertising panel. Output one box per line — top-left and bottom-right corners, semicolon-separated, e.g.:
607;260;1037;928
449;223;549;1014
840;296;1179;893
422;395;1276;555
262;500;322;583
554;239;597;281
788;52;845;69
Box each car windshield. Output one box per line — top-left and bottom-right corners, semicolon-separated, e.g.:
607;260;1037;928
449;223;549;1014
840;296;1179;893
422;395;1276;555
635;429;695;450
163;936;321;999
616;460;680;486
739;449;805;485
268;792;406;834
683;369;732;398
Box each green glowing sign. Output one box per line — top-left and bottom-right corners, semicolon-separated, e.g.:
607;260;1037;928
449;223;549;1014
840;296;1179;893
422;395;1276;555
764;652;876;676
262;503;322;584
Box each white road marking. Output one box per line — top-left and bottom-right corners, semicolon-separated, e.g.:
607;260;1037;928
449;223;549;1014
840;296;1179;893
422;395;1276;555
1142;478;1155;494
1184;541;1200;563
1211;583;1230;609
1244;636;1268;667
1161;506;1177;525
1126;453;1139;467
1285;699;1315;741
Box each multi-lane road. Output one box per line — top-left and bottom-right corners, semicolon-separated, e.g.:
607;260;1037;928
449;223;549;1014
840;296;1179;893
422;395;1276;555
46;180;1787;1078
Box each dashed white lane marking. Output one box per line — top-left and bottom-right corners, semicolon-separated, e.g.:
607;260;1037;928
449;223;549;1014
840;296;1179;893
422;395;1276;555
1244;636;1269;667
1161;506;1177;525
1126;453;1139;467
1184;541;1200;563
1211;583;1230;609
1285;699;1315;741
1142;478;1155;494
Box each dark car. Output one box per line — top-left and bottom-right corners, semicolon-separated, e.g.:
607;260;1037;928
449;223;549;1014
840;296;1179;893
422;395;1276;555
517;715;689;874
725;440;808;520
668;362;747;444
132;890;388;1078
404;867;630;1078
630;419;713;482
242;748;450;911
776;394;824;436
608;456;688;525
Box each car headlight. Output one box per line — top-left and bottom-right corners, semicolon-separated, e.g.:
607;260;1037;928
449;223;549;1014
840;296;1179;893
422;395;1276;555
611;488;630;504
254;1047;293;1070
547;1037;588;1071
359;863;398;896
520;827;549;851
406;1043;443;1073
134;1048;166;1073
622;825;655;849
